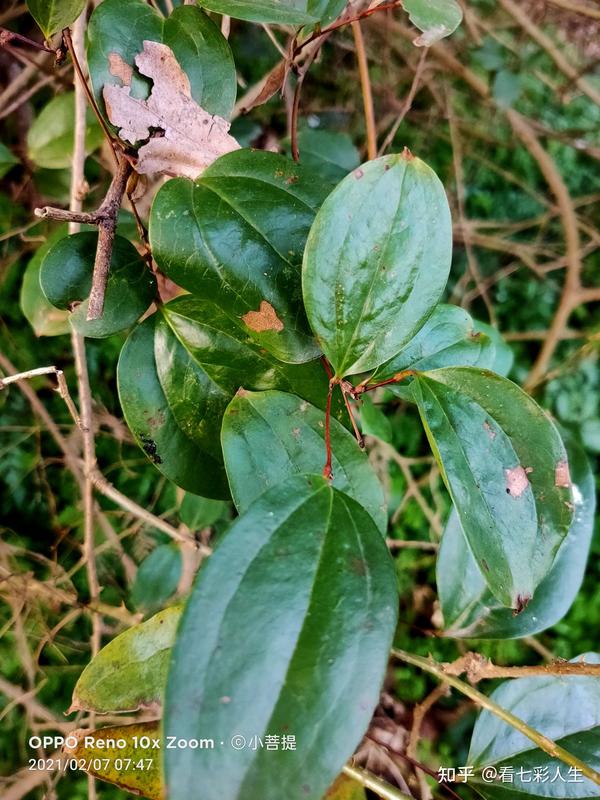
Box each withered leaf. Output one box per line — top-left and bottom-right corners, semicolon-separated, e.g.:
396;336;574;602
103;40;239;179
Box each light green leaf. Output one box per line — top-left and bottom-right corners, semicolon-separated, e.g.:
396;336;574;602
165;474;398;800
196;0;317;25
20;227;70;337
87;0;236;121
40;232;156;338
27;0;86;38
27;92;103;169
131;545;182;612
117;296;332;498
359;396;393;444
64;721;162;800
221;390;387;532
326;774;367;800
302;152;452;377
412;367;574;609
403;0;463;46
70;606;181;714
150;149;332;363
468;654;600;799
180;493;227;529
438;433;594;639
292;128;360;184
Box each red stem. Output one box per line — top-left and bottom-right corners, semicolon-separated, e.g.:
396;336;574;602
323;380;335;480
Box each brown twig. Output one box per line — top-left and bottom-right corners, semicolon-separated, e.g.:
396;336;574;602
352;20;377;159
445;651;600;683
0;27;55;54
379;48;427;155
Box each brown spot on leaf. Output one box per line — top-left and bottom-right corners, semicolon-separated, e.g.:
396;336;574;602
483;420;496;440
242;301;284;333
354;168;364;179
505;465;532;497
108;52;133;86
555;459;572;488
513;594;531;615
401;146;414;160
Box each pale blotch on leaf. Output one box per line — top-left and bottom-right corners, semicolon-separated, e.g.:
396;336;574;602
505;465;532;498
103;40;239;179
413;24;451;46
108;52;133;86
555;459;572;488
241;301;284;333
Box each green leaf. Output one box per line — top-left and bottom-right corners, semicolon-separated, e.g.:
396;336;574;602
293;128;360;184
438;433;595;639
70;605;181;714
493;69;523;108
0;142;19;179
371;305;501;382
302;153;452;377
150;149;332;363
27;92;103;169
180;493;227;529
359;396;393;444
27;0;86;38
468;654;600;798
64;721;162;800
117;296;332;498
40;232;156;338
87;0;237;121
196;0;317;25
165;474;398;800
131;544;182;612
412;367;574;609
326;775;367;800
473;319;514;377
20;227;70;337
403;0;463;45
221;390;387;533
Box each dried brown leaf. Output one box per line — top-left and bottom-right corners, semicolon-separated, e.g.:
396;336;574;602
103;40;239;179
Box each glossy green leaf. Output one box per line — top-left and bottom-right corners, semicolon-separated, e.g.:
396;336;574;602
468;654;600;799
438;433;594;639
412;367;574;609
131;545;182;612
165;474;398;800
196;0;316;24
27;92;103;169
359;396;393;444
40;232;156;338
20;227;70;337
302;153;452;377
293;128;360;184
70;606;181;714
87;0;236;121
474;319;514;377
64;721;162;800
117;296;331;498
221;390;387;532
370;305;502;382
403;0;463;45
0;142;19;179
150;149;331;363
27;0;86;38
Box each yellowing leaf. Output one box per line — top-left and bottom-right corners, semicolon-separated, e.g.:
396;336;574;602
103;40;239;179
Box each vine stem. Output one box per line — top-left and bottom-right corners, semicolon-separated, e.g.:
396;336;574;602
351;20;376;159
392;648;600;787
342;764;413;800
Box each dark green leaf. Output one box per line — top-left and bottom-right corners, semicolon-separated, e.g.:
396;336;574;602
117;296;331;498
70;606;181;714
40;232;156;338
0;142;19;179
293;128;360;184
302;153;452;377
165;474;398;800
403;0;463;45
468;654;600;799
438;433;595;638
150;149;331;363
131;544;182;612
371;305;500;382
412;367;574;609
221;390;387;532
27;93;103;169
87;0;236;121
27;0;86;38
359;396;393;444
20;227;70;337
493;69;523;108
